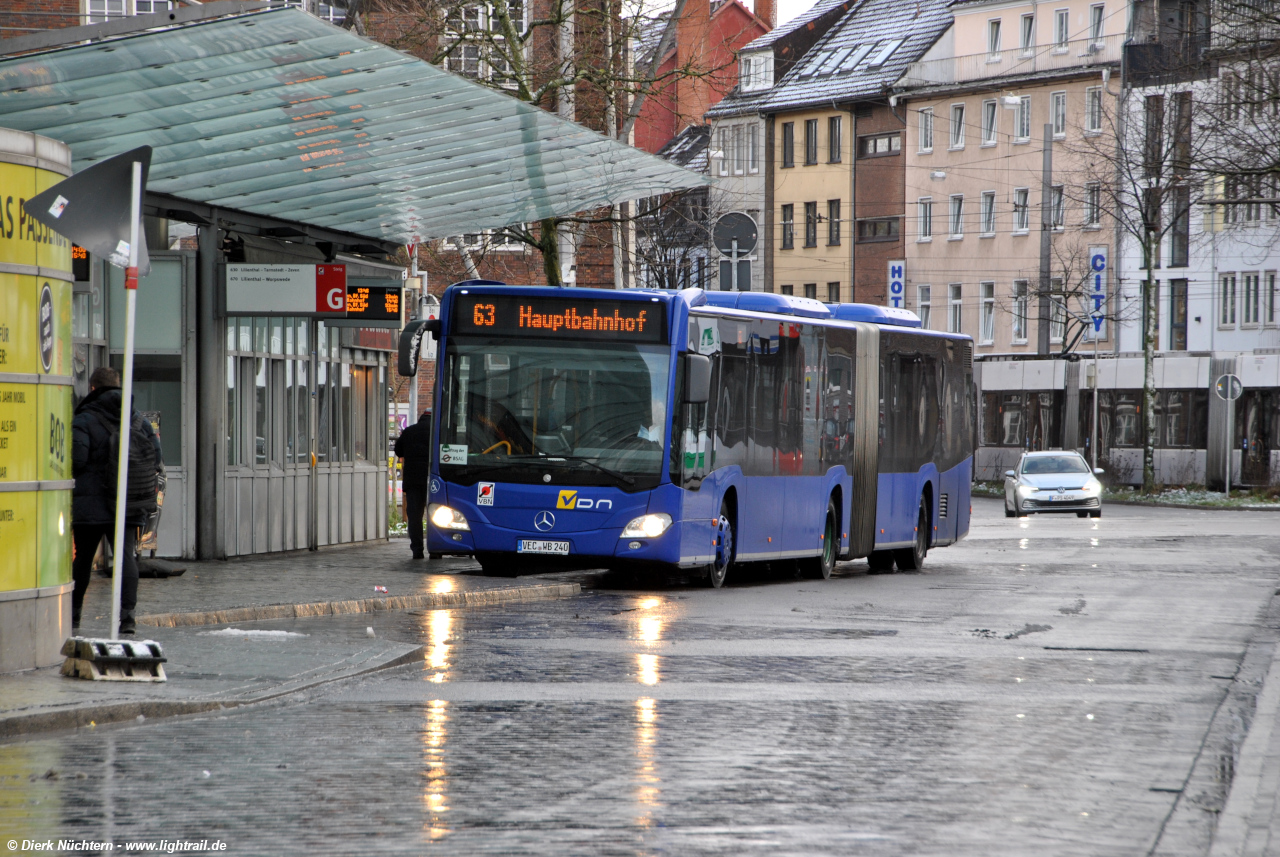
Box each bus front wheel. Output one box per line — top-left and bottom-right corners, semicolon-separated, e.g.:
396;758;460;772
895;501;929;571
708;506;734;589
801;499;837;580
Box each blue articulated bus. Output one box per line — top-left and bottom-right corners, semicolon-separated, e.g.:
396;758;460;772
424;284;974;585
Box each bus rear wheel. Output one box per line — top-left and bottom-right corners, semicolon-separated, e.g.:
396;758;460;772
801;499;837;580
895;501;929;571
708;506;734;589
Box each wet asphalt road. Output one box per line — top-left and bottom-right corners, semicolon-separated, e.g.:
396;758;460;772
4;498;1280;856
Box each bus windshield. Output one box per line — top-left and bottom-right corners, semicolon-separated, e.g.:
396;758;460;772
438;337;670;490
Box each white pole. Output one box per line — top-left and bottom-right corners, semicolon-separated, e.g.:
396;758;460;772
1225;393;1233;498
1092;333;1099;469
109;161;142;640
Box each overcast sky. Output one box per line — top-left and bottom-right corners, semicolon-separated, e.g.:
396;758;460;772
771;0;811;26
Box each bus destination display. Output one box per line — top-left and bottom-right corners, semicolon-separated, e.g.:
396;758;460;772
454;295;666;343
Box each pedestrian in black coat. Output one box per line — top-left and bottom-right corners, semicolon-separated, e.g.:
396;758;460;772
71;367;162;633
394;411;432;559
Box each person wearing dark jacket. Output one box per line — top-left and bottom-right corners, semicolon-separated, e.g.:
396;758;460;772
394;411;432;559
71;367;162;634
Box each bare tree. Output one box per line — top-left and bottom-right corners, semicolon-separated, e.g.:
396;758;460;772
365;0;744;284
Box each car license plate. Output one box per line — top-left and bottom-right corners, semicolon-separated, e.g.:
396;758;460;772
1053;494;1074;502
518;540;570;555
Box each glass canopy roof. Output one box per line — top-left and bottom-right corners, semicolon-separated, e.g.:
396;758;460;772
0;7;707;245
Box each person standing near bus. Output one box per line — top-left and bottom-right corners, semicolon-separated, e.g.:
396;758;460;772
70;367;163;633
395;411;432;560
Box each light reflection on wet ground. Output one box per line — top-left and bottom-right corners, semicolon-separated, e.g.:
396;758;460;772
4;500;1279;855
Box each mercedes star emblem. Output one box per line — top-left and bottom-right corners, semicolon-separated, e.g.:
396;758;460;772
534;511;556;532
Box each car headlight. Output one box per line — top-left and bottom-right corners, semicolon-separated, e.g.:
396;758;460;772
621;513;672;538
1016;484;1036;497
1083;478;1102;493
429;503;470;531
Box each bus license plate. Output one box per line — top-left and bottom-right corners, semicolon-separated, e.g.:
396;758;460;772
518;540;570;555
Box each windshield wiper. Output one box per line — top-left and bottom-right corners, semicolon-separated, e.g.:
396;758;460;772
508;454;636;487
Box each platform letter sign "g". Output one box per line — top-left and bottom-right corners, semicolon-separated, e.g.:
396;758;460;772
887;260;906;309
316;264;347;314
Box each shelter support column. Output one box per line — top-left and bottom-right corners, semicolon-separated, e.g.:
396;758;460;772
196;212;222;559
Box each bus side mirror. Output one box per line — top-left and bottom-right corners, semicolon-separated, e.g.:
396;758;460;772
424;317;441;337
683;353;711;404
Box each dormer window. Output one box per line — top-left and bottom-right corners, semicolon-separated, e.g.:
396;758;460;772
739;51;774;92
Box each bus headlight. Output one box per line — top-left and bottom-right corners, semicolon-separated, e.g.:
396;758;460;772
429;504;470;531
621;513;672;538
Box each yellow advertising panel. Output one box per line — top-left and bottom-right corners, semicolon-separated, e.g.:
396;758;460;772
38;488;70;588
0;161;72;274
37;383;71;483
0;490;37;591
0;273;71;377
0;381;36;483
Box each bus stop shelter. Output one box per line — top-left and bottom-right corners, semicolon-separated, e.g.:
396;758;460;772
0;0;706;669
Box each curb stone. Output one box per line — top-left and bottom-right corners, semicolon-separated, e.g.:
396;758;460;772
138;581;581;627
1209;642;1280;856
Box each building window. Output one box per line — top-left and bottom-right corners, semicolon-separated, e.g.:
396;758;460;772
950;104;965;148
1020;14;1035;53
1170;185;1190;266
981;191;996;235
982;100;998;145
857;218;900;242
988;19;1002;56
780;284;794;295
739;52;773;91
1221;274;1237;326
1170;279;1188;350
804;201;818;247
1143;94;1165;179
950;194;964;237
827;282;841;302
1269;272;1278;326
1015;95;1032;141
748;124;759;173
1090;4;1105;42
1050;279;1066;342
1012;280;1029;342
732;124;744;175
717;127;729;176
1086;87;1103;132
782;122;795;168
1085;182;1102;226
828;116;842;163
918;285;932;327
1244;273;1261;325
781;204;794;249
948;284;963;333
88;0;173;22
446;44;482;78
858;133;901;157
804;283;818;299
1051;91;1067;136
827;199;841;245
918;198;933;240
1054;9;1069;48
1051;185;1065;229
1013;188;1030;232
805;118;819;165
919;108;934;152
980;282;995;343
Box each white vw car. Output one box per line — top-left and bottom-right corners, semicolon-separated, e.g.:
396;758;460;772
1004;451;1104;518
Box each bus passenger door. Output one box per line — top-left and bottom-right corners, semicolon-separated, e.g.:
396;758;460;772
677;344;716;564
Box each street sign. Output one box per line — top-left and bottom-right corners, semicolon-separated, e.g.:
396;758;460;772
24;146;153;276
712;213;757;256
1215;373;1243;401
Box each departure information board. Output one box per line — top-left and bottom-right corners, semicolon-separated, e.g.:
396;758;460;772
452;294;666;343
345;284;401;322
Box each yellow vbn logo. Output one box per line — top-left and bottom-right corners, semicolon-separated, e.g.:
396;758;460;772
556;490;578;509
